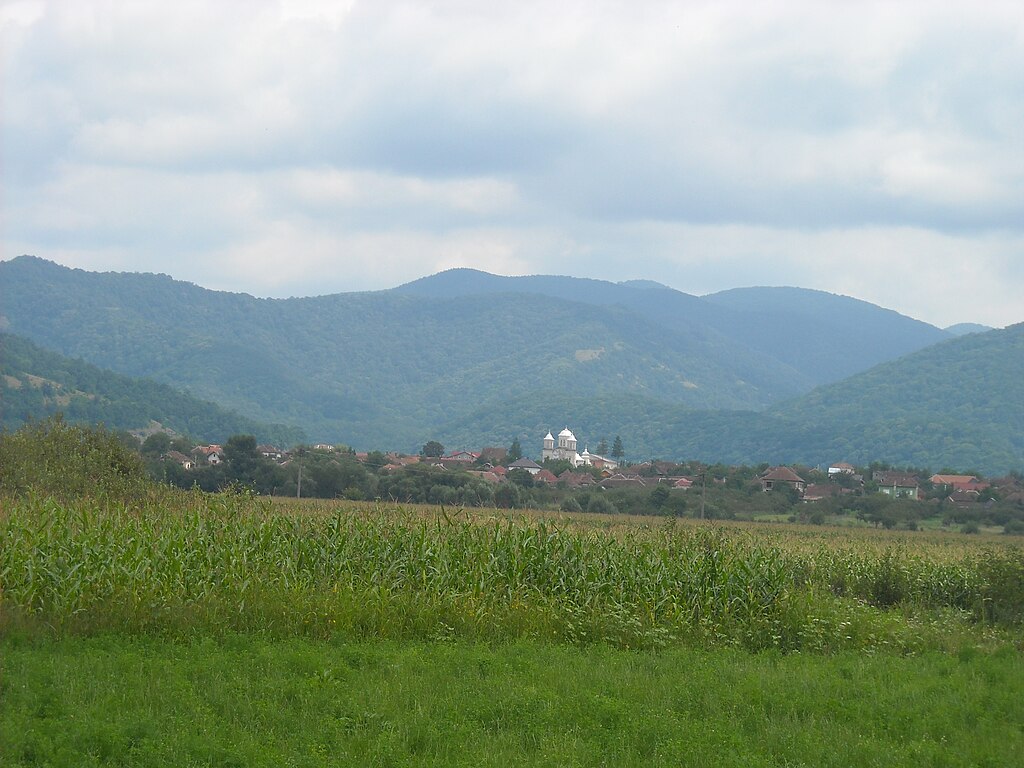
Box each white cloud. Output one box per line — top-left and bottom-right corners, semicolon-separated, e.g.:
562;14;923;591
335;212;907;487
3;0;1024;328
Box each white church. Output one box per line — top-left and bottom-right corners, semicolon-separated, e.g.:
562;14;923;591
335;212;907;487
541;427;618;470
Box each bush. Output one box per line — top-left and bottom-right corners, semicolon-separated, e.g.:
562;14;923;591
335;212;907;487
0;416;146;501
586;495;618;515
977;550;1024;625
560;496;583;513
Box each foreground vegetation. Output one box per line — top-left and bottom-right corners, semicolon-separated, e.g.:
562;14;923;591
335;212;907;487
2;420;1023;765
5;636;1022;767
2;419;1023;650
4;489;1024;652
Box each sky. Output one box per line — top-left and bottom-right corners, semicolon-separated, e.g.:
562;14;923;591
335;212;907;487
2;0;1023;328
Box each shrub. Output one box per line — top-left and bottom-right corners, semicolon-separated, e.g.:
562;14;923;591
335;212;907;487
560;496;583;513
586;495;617;515
0;416;146;501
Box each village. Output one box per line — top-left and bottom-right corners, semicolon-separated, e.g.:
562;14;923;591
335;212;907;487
146;425;1024;533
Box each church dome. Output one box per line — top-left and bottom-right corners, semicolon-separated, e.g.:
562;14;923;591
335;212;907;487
544;432;554;441
558;427;575;439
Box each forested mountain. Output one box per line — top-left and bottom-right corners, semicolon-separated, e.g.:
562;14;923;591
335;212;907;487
437;324;1024;474
0;256;811;447
0;333;305;445
397;269;951;386
2;256;1016;472
945;323;993;336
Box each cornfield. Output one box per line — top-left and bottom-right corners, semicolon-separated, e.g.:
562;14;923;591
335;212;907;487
2;490;1022;651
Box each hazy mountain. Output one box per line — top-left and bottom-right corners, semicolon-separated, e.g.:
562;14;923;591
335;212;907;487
440;324;1024;474
397;269;951;386
5;256;1012;471
945;323;993;336
0;257;803;448
0;333;305;445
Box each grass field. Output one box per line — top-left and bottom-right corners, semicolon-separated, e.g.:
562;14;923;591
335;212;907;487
4;636;1023;767
3;490;1024;766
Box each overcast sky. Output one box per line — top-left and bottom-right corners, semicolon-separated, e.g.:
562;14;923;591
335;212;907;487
3;0;1023;328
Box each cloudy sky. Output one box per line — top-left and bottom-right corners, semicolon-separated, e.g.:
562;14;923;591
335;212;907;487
3;0;1023;328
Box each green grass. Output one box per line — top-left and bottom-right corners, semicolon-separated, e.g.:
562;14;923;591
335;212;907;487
3;634;1023;767
4;490;1024;766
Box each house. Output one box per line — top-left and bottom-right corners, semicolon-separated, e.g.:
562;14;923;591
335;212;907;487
164;450;194;470
930;474;989;493
191;445;224;465
467;470;503;484
873;471;920;500
670;476;694;490
587;452;619;471
558;470;596;487
600;474;646;489
803;483;842;502
534;469;559;485
947;489;982;507
257;444;284;461
479;447;508;464
759;466;807;494
312;444;335;452
828;462;856;476
508;457;543;476
446;450;479;463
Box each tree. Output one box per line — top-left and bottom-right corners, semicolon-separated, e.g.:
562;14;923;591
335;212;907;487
596;438;609;456
0;416;146;500
507;437;523;463
648;485;670;510
224;434;260;484
611;435;625;462
587;495;618;515
508;468;535;487
364;451;387;469
141;432;171;457
494;482;524;509
560;496;583;513
422;441;444;458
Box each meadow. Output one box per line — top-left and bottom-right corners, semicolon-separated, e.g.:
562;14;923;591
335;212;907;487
2;422;1023;765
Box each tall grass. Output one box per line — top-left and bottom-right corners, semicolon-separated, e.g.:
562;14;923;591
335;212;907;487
2;490;1022;651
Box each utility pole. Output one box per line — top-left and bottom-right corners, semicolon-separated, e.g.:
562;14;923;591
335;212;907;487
297;462;302;499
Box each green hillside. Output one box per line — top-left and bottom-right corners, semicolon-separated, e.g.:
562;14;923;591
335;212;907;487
0;257;807;448
398;269;951;386
3;257;1017;472
750;322;1024;473
438;325;1024;475
0;333;305;445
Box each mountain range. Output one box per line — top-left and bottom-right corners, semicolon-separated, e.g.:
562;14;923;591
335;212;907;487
1;256;1020;473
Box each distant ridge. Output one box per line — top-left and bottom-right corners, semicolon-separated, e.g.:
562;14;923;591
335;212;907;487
397;268;951;386
945;322;994;336
1;256;989;467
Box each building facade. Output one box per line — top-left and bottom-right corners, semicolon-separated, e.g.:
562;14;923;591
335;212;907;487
541;427;618;470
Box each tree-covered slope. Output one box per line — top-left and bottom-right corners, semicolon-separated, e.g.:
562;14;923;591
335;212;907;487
945;323;993;336
753;322;1024;473
0;333;305;445
439;324;1024;475
0;257;803;448
5;257;1012;471
397;269;951;387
